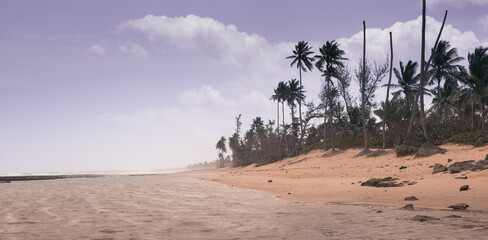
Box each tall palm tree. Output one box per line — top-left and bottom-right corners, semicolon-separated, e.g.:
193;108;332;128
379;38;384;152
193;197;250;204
314;40;347;151
286;79;305;155
462;46;488;131
429;40;464;120
287;41;314;143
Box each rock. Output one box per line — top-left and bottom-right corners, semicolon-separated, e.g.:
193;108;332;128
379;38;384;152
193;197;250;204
448;203;469;210
449;169;461;174
485;154;488;161
400;204;414;210
412;215;440;222
432;163;448;174
268;180;273;183
448;160;476;173
351;182;355;185
428;165;433;168
448;158;453;162
405;196;419;201
455;176;468;179
399;166;407;170
288;192;291;195
376;210;383;213
460;185;469;191
445;215;462;219
360;177;403;187
408;181;418;185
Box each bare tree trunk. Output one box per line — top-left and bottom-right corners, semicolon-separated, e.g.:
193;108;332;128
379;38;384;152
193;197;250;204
362;20;368;150
419;0;430;144
328;79;335;151
383;31;393;149
277;101;280;134
472;95;475;132
298;68;304;147
324;103;328;151
403;9;448;145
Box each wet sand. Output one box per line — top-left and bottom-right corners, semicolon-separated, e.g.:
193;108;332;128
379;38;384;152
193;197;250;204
1;174;488;239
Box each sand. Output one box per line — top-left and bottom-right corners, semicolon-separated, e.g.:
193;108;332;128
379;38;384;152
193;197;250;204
2;174;488;239
200;144;488;211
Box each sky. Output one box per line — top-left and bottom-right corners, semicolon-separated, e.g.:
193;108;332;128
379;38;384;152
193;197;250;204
1;0;488;174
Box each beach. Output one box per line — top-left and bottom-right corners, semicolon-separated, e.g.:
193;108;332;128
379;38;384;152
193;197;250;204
202;144;488;211
0;158;487;239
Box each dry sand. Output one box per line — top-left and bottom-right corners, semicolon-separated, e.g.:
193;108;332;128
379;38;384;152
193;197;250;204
200;144;488;211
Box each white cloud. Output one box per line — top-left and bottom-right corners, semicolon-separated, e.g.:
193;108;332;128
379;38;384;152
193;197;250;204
179;85;235;110
120;14;289;72
118;41;148;59
88;44;106;55
428;0;488;8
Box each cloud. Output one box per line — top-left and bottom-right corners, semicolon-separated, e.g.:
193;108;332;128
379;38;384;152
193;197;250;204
179;85;235;110
120;14;290;72
428;0;488;8
118;41;148;58
88;44;106;55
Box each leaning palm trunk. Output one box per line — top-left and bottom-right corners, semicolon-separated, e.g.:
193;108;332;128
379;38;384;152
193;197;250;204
298;69;304;147
383;32;393;148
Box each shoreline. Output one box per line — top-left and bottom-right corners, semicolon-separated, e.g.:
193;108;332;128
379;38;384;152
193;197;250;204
182;144;488;211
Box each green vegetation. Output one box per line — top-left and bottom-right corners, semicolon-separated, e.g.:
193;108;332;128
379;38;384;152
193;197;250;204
214;0;488;167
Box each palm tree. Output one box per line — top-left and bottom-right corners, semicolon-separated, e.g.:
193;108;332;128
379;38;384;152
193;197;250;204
314;40;347;151
429;40;464;120
287;41;314;143
462;46;488;131
271;82;286;135
286;79;305;155
391;60;419;112
215;136;227;168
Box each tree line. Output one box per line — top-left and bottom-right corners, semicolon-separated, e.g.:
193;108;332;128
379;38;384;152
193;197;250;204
214;0;488;168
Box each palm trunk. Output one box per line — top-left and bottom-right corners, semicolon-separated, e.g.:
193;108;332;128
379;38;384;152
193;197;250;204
298;68;304;147
328;79;335;151
403;9;447;145
437;79;441;121
290;105;297;156
419;0;430;144
482;99;485;131
362;20;368;150
472;95;475;132
324;105;327;151
383;31;393;149
277;101;280;135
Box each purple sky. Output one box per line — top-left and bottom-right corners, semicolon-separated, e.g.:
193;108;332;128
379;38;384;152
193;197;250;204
1;0;488;174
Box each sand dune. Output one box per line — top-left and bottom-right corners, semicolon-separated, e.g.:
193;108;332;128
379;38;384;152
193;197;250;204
201;144;488;210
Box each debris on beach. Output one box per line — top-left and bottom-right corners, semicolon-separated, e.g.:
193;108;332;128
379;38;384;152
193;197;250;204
360;177;404;187
404;196;419;201
268;180;273;183
432;163;448;174
459;185;469;191
400;204;414;210
447;160;488;173
412;215;440;222
448;203;469;210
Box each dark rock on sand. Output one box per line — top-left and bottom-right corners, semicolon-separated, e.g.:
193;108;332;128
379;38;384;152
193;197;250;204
268;180;273;183
412;215;440;222
445;215;462;219
360;177;403;187
447;160;488;173
404;196;419;201
399;166;407;170
455;176;468;179
408;181;417;185
432;163;448;174
448;203;469;210
448;158;453;162
400;204;414;210
459;185;469;191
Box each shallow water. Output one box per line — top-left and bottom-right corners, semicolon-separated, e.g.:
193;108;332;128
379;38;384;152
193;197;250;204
1;175;487;239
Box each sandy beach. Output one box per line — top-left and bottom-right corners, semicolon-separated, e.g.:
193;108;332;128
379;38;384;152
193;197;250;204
199;144;488;211
1;173;488;239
